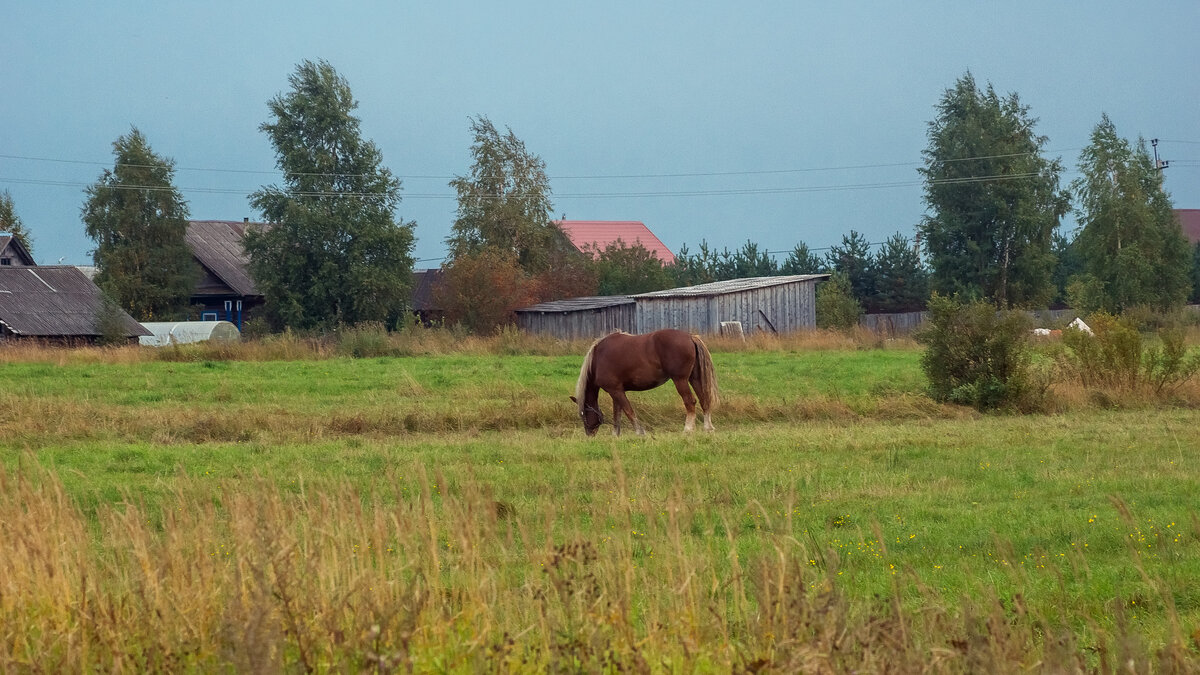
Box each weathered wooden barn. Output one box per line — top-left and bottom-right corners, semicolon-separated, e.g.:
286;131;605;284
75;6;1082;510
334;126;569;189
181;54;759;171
633;275;828;335
0;266;150;343
514;296;635;340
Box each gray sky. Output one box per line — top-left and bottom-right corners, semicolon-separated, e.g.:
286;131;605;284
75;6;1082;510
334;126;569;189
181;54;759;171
3;2;1197;267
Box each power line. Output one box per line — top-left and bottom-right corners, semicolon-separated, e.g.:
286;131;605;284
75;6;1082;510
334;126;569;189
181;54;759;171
0;148;1084;182
0;169;1070;201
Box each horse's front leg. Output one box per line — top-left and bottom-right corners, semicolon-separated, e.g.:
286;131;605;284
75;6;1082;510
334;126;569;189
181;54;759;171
611;390;645;436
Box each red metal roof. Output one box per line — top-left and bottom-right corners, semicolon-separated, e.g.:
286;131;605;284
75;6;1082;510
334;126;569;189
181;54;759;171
555;220;676;265
1176;210;1200;245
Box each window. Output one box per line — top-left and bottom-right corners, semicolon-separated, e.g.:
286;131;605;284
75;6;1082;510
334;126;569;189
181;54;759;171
201;312;218;321
0;258;10;266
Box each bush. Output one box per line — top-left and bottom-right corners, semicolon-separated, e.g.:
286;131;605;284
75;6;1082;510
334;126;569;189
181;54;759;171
916;294;1038;411
1061;313;1200;394
815;273;863;331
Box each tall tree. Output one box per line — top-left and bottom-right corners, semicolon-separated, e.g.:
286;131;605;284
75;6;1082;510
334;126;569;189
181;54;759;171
82;127;197;321
919;73;1069;308
245;59;416;330
446;116;560;274
825;230;875;303
869;232;929;313
779;242;825;275
729;240;778;278
0;190;35;257
590;240;673;295
1070;114;1191;312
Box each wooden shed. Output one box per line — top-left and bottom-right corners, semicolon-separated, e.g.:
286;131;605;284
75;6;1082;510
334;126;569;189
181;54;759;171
514;296;635;340
633;274;828;335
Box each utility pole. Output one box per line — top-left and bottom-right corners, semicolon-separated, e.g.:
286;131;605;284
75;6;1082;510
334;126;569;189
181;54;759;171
1152;138;1170;171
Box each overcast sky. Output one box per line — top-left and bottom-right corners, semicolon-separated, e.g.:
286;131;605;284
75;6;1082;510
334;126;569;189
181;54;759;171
3;2;1197;267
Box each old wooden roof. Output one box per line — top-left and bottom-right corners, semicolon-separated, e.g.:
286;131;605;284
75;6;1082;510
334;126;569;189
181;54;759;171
515;296;635;314
0;267;150;337
185;220;260;297
633;274;830;299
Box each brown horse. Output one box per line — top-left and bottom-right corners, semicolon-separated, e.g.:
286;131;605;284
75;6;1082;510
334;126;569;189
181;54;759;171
570;329;719;436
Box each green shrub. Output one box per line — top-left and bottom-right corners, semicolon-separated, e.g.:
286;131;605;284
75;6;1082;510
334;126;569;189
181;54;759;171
916;294;1037;411
1060;313;1200;394
816;273;863;331
1060;313;1140;389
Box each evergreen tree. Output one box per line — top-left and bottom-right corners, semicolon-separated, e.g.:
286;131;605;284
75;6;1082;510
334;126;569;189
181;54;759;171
0;190;35;257
446;116;560;274
779;242;825;275
82;127;197;321
870;233;929;313
729;240;778;278
825;230;875;303
1070;114;1191;312
919;73;1069;308
245;60;416;330
669;241;721;286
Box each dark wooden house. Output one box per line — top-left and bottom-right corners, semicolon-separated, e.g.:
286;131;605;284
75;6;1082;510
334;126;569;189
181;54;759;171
0;234;36;268
410;268;445;326
0;266;149;343
185;220;264;329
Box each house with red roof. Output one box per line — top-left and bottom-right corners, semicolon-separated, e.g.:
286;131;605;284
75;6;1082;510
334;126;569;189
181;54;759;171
555;220;676;265
1175;209;1200;245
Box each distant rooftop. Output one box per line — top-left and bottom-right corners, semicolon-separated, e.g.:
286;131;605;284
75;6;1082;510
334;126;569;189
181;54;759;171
1176;209;1200;245
555;220;676;265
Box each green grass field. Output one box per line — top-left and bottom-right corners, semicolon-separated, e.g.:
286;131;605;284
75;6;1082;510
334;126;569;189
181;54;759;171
3;342;1199;671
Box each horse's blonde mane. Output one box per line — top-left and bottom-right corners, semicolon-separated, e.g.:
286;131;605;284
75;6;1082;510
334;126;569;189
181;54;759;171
575;332;623;409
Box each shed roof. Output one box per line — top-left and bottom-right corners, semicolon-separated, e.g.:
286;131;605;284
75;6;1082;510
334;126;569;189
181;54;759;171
0;266;150;337
633;274;830;299
185;220;260;297
1176;209;1200;245
516;295;635;313
555;220;676;265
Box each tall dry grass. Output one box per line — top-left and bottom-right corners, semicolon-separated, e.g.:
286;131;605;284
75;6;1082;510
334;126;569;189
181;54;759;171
3;465;1197;673
0;324;916;366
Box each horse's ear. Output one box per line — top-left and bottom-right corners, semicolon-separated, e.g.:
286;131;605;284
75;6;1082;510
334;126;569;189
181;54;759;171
569;395;578;404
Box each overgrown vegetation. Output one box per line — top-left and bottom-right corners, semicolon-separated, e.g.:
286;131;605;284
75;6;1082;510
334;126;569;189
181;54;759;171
917;294;1041;411
4;335;1200;670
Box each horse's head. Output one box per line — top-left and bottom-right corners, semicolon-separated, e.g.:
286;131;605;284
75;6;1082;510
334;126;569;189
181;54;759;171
569;395;604;436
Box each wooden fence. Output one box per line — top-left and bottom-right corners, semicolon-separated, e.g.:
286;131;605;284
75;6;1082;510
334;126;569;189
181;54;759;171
859;308;1080;335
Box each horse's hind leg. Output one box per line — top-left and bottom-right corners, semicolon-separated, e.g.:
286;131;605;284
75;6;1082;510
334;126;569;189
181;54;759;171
673;378;698;432
610;390;644;436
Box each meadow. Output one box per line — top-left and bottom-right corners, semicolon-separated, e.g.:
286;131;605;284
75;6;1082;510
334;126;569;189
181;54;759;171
2;331;1200;672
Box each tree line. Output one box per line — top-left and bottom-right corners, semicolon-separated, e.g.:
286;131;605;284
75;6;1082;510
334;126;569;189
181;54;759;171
0;64;1192;334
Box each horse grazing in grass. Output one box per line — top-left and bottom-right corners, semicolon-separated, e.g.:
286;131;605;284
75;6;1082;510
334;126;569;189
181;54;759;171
570;329;719;436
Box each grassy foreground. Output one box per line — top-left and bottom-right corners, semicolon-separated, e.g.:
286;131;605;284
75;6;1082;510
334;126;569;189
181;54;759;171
3;340;1200;672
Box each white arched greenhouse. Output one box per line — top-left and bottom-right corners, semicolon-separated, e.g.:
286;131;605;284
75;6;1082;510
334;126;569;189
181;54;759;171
138;321;241;347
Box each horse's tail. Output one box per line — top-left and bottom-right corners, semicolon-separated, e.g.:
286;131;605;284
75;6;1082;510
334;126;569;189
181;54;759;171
575;338;600;411
691;334;720;409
